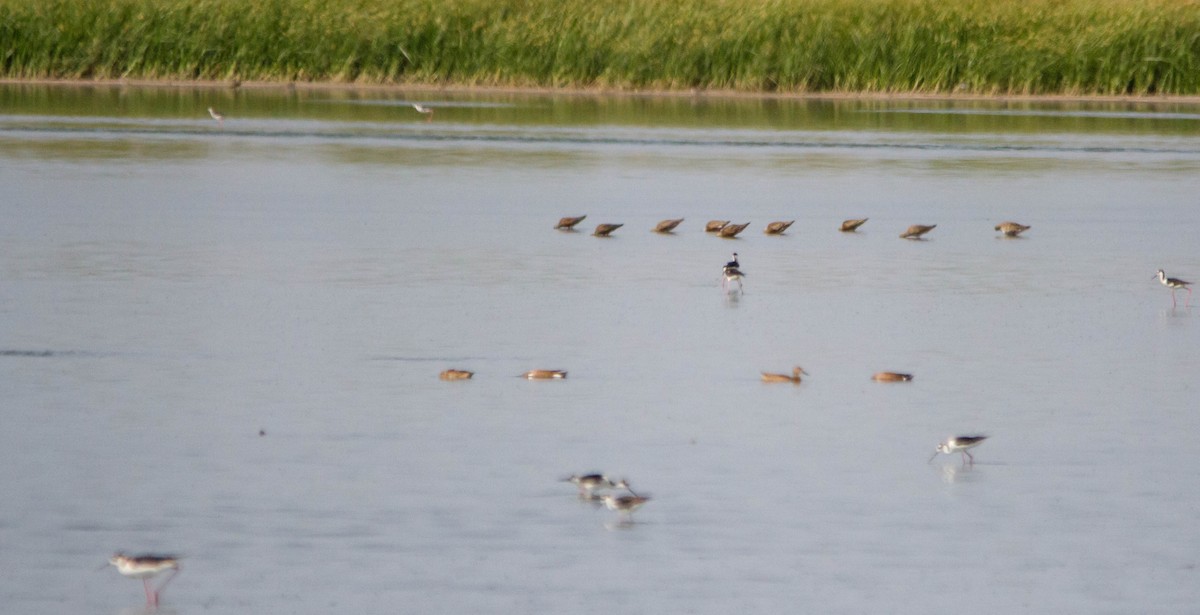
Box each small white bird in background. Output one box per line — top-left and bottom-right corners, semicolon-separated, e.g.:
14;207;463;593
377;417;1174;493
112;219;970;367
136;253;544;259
412;103;435;122
207;107;225;122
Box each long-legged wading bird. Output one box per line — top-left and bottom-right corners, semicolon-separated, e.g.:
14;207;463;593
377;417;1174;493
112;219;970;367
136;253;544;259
107;553;180;607
1156;270;1192;307
840;218;868;232
928;436;988;465
412;102;434;122
562;473;614;497
439;369;474;381
722;252;745;292
995;221;1031;237
600;490;651;521
705;220;730;233
761;366;808;383
207;107;224;122
872;372;913;382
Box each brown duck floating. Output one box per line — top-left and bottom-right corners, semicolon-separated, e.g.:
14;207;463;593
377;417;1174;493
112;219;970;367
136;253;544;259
872;372;913;382
555;215;587;230
900;224;937;239
718;222;750;238
653;218;685;233
761;366;808;383
764;220;795;235
840;218;868;232
522;369;567;379
593;223;623;237
994;221;1030;237
439;369;474;381
705;220;730;233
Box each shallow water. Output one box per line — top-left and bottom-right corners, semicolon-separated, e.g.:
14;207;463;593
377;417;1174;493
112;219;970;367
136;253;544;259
1;84;1199;614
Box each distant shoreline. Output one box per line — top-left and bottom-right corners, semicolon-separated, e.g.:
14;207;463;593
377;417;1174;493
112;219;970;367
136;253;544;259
6;78;1200;106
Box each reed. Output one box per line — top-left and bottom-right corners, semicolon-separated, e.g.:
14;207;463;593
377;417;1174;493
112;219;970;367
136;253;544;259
2;0;1198;95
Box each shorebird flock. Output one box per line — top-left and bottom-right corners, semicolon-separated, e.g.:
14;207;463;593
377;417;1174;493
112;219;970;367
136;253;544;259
108;207;1189;606
426;214;1192;531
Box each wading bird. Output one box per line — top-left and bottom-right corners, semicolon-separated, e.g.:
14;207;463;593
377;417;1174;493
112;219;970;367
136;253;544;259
718;222;750;238
207;107;225;122
900;224;937;239
1156;269;1192;307
705;220;730;233
928;436;988;465
995;221;1031;237
761;366;808;383
523;369;567;379
593;223;623;237
439;369;474;381
722;253;745;293
412;103;434;122
764;220;795;235
555;215;587;230
653;218;685;233
872;372;913;382
600;491;651;521
840;218;868;232
107;553;180;607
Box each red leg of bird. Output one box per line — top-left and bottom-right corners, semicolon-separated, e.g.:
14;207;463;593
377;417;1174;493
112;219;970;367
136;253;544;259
143;578;157;606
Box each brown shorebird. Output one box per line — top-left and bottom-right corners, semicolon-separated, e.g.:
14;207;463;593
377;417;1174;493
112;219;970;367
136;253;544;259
593;223;623;237
555;215;587;230
718;222;750;238
522;369;567;379
1156;269;1192;307
761;366;808;383
705;220;731;233
900;224;937;239
439;369;474;381
653;218;685;233
107;554;181;607
928;436;988;465
840;218;868;232
207;107;225;122
872;372;913;382
764;220;795;235
995;222;1031;237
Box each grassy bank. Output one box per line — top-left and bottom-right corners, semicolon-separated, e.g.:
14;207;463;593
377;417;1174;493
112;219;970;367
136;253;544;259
2;0;1198;95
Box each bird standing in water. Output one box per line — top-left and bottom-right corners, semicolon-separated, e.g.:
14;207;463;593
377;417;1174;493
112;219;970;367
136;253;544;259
107;553;181;607
722;253;745;293
412;103;434;122
1156;269;1192;307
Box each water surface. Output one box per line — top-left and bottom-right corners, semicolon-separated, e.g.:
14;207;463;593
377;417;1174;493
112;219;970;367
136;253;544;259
1;84;1198;614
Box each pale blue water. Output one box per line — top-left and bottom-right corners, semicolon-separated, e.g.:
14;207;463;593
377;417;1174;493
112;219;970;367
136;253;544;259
1;85;1199;614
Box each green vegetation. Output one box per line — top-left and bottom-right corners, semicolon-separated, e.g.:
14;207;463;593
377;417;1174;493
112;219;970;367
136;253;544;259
2;0;1198;95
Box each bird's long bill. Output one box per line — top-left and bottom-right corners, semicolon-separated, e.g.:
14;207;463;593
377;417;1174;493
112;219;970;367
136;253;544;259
927;451;939;463
95;561;112;572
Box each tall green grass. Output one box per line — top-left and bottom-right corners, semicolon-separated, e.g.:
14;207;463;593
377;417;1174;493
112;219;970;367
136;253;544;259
2;0;1198;95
